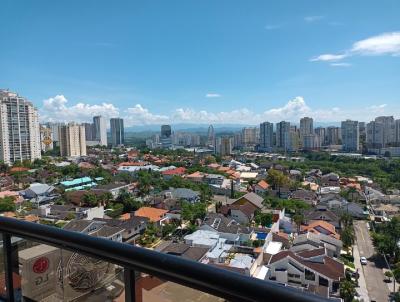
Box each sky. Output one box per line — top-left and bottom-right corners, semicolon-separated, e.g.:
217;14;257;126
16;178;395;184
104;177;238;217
1;0;400;127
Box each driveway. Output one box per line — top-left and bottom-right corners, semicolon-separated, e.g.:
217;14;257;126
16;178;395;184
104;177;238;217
354;220;390;302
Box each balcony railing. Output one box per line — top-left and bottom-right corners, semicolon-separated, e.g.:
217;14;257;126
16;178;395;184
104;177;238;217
0;217;327;302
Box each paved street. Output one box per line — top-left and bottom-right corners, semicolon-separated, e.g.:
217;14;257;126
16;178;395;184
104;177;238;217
354;221;391;302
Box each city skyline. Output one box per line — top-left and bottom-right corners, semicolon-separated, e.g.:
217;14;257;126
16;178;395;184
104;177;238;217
1;1;400;126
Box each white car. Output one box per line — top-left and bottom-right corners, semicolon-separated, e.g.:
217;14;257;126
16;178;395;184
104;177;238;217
360;257;368;265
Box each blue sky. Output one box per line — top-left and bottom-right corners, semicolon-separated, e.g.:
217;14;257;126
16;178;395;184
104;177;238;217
1;0;400;126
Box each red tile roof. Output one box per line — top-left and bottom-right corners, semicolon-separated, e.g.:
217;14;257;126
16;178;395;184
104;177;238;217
135;207;168;222
257;180;270;190
301;220;340;239
161;167;186;175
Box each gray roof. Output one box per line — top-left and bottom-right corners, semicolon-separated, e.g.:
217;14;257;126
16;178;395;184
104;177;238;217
63;220;94;232
25;183;54;195
167;188;200;199
202;213;252;234
232;192;263;209
161;243;209;261
93;216;149;230
90;225;124;238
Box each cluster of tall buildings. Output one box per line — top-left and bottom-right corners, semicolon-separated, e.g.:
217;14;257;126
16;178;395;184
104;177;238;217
257;118;345;152
146;125;202;149
0;89;126;164
50;116;125;157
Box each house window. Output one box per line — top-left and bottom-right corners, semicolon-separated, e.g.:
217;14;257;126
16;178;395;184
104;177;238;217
319;276;329;286
305;269;315;281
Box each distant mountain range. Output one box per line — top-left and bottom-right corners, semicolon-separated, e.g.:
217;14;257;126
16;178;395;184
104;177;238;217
125;122;341;134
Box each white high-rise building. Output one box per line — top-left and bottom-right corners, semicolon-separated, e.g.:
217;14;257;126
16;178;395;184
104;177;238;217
326;127;341;145
59;123;87;157
207;125;215;147
259;122;274;152
366;116;396;149
0;89;41;164
300;117;314;136
341;120;359;152
93;116;107;146
241;127;258;147
315;127;326;146
396;119;400;145
215;136;233;156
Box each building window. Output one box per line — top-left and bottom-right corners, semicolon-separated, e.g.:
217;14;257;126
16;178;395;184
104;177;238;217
305;269;315;281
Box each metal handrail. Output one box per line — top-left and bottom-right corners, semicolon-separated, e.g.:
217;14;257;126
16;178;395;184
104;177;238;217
0;217;327;302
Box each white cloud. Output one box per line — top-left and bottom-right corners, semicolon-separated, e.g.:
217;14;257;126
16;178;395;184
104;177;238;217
311;31;400;64
330;62;352;67
40;95;119;123
263;97;311;120
367;104;387;114
351;32;400;56
38;95;397;126
124;104;169;125
205;93;221;98
304;16;324;22
310;54;348;62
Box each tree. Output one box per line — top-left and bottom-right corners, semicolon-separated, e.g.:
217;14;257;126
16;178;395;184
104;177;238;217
385;270;393;282
254;211;273;227
181;201;206;224
340;213;353;228
293;213;304;233
0;161;9;174
0;197;16;212
339;279;356;302
341;226;355;248
65;212;76;220
82;192;98;207
266;169;289;194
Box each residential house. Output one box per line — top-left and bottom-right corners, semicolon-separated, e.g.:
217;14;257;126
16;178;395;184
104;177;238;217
93;216;148;242
161;243;208;262
204;174;225;186
162;188;200;203
303;208;340;229
91;182;131;199
290;232;343;258
185;171;205;183
300;220;340;240
268;250;344;298
63;219;124;242
22;183;59;204
290;189;318;206
134;207;169;226
161;167;186;180
320;173;340;187
200;213;253;245
227;192;264;224
254;180;269;195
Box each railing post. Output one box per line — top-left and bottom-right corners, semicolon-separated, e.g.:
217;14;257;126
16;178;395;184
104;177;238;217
2;233;14;302
124;268;136;302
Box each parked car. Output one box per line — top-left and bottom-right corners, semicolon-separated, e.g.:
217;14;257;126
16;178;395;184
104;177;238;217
360;256;368;265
